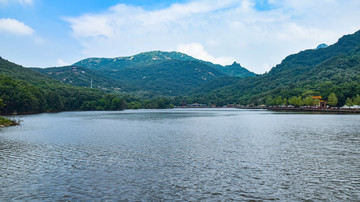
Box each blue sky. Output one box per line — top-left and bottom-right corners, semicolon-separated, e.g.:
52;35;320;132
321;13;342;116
1;0;360;73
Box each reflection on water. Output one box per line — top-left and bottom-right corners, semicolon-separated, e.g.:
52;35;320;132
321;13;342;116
0;109;359;201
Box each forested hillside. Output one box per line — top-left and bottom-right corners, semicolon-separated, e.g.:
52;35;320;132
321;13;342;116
37;51;255;96
95;60;227;96
2;30;360;111
32;66;137;92
185;30;360;107
0;57;176;114
71;51;256;95
0;58;125;114
74;51;256;78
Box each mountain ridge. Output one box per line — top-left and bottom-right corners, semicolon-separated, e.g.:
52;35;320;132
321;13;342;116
43;51;254;96
74;51;256;78
189;30;360;106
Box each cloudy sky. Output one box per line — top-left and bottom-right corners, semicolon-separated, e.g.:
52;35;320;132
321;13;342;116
1;0;360;73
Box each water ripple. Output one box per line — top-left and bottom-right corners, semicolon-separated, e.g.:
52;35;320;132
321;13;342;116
0;109;359;201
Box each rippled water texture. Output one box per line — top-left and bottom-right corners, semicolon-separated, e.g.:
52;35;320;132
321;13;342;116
0;109;359;201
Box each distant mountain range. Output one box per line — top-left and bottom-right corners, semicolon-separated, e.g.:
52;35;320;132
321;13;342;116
36;51;256;96
1;30;360;112
74;51;256;78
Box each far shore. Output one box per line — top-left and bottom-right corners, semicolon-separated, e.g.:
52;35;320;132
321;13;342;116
176;105;360;113
265;107;360;114
0;116;19;127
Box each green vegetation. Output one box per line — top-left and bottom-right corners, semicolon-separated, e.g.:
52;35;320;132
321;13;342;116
72;51;256;95
0;116;17;127
220;62;257;78
0;73;111;114
1;30;360;113
32;66;138;92
0;98;4;111
74;51;256;78
0;97;16;126
185;30;360;107
74;51;197;70
0;57;172;115
327;93;338;107
344;94;360;106
101;60;227;96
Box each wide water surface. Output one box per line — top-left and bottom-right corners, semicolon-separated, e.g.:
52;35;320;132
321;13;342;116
0;109;359;201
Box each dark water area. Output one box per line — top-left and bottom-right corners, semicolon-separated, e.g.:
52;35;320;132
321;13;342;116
0;109;359;201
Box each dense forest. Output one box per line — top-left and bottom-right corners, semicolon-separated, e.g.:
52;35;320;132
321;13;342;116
72;51;256;96
183;30;360;107
74;51;256;78
31;66;138;93
0;57;173;115
1;30;360;115
33;51;256;96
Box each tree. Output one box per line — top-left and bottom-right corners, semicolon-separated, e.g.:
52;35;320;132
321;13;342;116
127;101;142;109
46;91;64;112
265;96;274;106
111;97;126;110
353;94;360;105
327;93;338;107
345;98;353;106
0;98;5;112
302;90;320;97
274;96;284;106
288;96;302;107
302;96;314;106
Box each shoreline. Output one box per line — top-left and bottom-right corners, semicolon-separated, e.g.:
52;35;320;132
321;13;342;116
176;106;360;114
0;116;19;127
2;107;360;119
265;107;360;114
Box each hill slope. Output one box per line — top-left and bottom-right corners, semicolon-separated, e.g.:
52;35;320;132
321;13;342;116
72;51;256;96
0;57;125;114
191;30;360;106
107;60;227;95
0;56;56;84
74;51;256;78
31;66;137;92
74;52;252;95
74;51;195;70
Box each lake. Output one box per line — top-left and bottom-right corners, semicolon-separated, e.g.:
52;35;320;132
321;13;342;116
0;109;359;201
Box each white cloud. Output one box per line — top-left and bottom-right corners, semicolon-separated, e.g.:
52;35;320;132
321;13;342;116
65;15;115;38
65;0;360;73
57;59;69;67
177;42;235;65
0;18;34;35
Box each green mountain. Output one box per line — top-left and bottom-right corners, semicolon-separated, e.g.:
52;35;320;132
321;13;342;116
74;51;256;77
74;51;195;70
221;62;256;78
72;51;255;96
189;76;243;95
0;57;126;114
3;30;359;111
189;30;360;106
31;66;137;92
107;60;227;95
0;56;55;84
